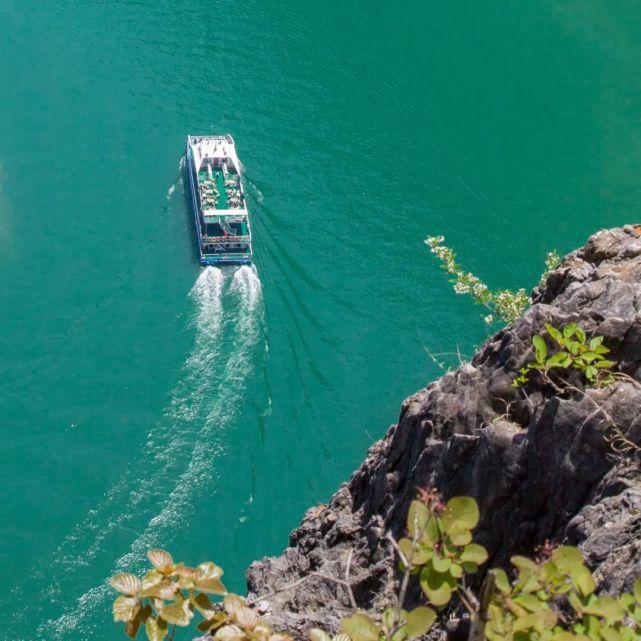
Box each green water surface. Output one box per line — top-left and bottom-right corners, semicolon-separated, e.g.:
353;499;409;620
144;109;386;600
1;1;641;639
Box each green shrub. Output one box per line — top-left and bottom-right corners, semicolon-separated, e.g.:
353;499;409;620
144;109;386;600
111;491;641;641
425;236;560;326
513;322;615;388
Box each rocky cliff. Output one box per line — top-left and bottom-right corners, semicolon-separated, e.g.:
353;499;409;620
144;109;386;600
247;226;641;638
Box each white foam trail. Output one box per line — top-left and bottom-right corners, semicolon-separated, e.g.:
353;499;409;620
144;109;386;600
231;265;262;312
118;266;262;560
50;268;225;571
42;267;263;639
166;183;176;200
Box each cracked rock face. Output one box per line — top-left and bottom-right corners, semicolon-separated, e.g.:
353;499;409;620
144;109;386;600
246;226;641;638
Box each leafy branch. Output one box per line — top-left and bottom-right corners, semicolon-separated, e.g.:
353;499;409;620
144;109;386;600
425;236;560;326
111;490;641;641
111;549;292;641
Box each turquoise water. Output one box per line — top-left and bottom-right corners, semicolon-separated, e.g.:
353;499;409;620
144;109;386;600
1;1;641;639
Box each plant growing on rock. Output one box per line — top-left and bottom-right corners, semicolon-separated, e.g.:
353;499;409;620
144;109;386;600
307;490;641;641
484;543;641;640
307;489;487;641
112;492;641;641
110;549;291;641
425;236;560;325
513;322;616;389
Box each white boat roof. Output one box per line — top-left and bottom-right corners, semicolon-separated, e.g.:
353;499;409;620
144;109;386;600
188;135;241;175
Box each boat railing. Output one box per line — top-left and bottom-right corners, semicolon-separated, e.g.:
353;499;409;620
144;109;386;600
202;235;251;243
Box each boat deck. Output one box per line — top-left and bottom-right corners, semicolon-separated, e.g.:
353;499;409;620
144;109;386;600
198;168;243;210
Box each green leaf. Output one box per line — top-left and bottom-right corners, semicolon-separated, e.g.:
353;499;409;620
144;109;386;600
546;351;572;369
583;596;626;623
546;324;564;345
449;563;463;578
513;594;546;613
461;561;479;574
397;537;431;567
585;365;597;380
420;516;440;546
491;569;511;594
513;609;557;632
568;340;581;356
619;593;635;610
634;578;641;604
595;360;615;369
533;335;548;364
146;616;168;641
407;501;429;539
600;628;622;641
575;326;587;343
460;543;488;565
419;567;455;606
568;590;584;614
564;323;578;339
341;612;380;641
551;633;590;641
573;566;596;597
405;606;436;639
552;546;584;568
448;530;472;546
309;629;332;641
512;613;540;632
589;336;604;350
511;556;538;571
441;496;479;532
381;608;398;632
431;556;451;573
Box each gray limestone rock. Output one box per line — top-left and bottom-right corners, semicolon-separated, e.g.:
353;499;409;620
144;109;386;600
246;226;641;638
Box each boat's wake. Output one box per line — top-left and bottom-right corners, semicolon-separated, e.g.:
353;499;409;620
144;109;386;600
27;266;263;640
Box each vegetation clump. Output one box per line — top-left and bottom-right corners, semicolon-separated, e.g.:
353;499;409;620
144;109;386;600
425;235;560;325
112;491;641;641
111;549;291;641
513;322;615;388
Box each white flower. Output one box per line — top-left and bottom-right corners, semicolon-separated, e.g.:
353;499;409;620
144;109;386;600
425;235;445;249
453;282;470;294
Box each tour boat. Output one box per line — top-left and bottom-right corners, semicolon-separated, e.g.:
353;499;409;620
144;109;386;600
185;135;253;265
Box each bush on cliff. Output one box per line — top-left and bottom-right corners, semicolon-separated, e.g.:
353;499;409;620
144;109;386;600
110;491;641;641
425;235;560;326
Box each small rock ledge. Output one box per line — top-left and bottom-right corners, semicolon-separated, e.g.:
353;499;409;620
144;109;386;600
247;226;641;638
